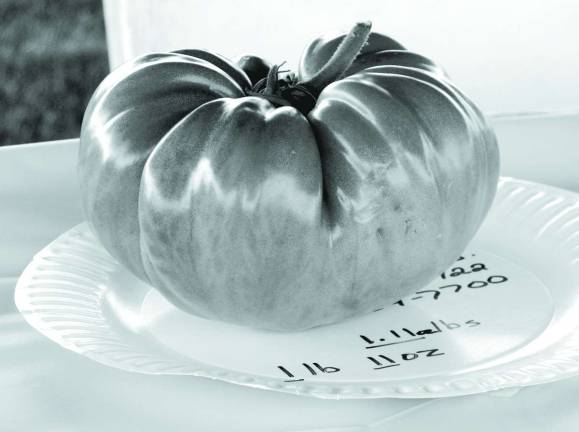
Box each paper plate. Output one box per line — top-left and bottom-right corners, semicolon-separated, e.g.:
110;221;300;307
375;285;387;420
14;177;579;399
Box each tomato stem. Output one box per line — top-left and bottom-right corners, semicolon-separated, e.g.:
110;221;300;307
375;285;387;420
299;21;372;95
248;22;371;115
263;63;282;95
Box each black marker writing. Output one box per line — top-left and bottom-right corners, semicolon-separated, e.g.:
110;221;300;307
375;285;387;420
367;348;446;370
360;318;479;349
395;275;509;306
277;362;341;382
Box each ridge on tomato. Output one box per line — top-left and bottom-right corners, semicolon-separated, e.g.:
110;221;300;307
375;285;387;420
79;22;499;331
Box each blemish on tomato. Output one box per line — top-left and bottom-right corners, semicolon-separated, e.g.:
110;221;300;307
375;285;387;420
376;227;385;239
404;218;412;235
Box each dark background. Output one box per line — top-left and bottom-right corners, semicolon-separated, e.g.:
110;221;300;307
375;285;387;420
0;0;108;146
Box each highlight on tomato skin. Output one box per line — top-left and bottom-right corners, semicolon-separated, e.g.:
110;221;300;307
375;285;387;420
78;21;499;331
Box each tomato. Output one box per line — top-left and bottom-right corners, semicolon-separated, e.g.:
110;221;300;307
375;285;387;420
79;22;498;331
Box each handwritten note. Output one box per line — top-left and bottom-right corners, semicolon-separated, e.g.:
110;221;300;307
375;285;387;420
360;318;481;349
277;363;341;382
275;316;482;381
143;248;554;386
366;348;445;370
271;251;542;383
391;254;509;307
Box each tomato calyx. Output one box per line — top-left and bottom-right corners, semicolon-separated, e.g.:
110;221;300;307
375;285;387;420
280;83;318;115
246;64;317;115
244;21;372;116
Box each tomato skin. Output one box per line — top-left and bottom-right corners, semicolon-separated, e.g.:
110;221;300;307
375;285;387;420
138;97;327;326
79;32;498;331
307;67;498;325
172;49;253;91
79;51;248;281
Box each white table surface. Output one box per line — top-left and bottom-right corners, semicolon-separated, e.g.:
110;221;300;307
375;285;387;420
1;113;579;431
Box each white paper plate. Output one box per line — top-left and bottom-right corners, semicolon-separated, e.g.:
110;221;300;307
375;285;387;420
14;177;579;399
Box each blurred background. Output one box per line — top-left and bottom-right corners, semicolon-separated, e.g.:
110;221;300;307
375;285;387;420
0;0;108;146
1;0;578;146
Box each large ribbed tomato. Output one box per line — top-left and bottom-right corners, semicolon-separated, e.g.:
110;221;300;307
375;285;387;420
79;22;499;331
